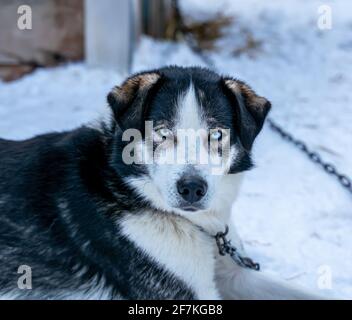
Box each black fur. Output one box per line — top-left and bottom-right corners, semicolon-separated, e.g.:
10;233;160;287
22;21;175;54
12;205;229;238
0;66;270;299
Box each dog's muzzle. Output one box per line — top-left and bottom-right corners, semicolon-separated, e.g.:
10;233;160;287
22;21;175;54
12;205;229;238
176;175;208;211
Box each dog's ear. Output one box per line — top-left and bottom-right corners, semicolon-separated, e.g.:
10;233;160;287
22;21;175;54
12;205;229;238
107;72;162;129
222;78;271;150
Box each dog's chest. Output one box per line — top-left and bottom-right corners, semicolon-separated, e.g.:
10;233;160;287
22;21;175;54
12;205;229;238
119;212;220;299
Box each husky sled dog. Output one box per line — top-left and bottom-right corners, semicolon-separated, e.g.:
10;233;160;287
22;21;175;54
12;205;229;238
0;66;320;299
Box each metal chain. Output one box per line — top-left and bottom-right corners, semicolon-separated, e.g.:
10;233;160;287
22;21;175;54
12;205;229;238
215;226;260;271
267;119;352;194
172;0;352;196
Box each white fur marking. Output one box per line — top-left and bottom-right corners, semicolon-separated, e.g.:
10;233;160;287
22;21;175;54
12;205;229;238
120;212;220;299
176;83;204;131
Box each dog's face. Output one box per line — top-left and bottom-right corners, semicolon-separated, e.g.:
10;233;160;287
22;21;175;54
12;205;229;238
108;67;270;217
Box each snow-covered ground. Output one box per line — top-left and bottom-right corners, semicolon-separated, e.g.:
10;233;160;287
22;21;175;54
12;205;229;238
0;0;351;298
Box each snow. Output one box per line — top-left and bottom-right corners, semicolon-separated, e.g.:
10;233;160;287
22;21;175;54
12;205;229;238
0;0;351;298
0;65;123;140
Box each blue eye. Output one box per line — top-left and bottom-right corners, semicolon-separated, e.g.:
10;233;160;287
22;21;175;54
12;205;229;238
210;130;222;140
156;127;173;138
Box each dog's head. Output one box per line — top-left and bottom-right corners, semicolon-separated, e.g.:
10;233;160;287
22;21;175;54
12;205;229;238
107;66;270;217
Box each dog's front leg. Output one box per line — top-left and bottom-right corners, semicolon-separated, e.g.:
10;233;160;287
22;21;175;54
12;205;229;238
216;257;323;300
214;226;323;300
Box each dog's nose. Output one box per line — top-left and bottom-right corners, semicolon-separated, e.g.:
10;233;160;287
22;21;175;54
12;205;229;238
177;176;208;203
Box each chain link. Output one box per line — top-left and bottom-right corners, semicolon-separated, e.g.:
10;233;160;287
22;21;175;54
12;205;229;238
267;119;352;194
215;226;260;271
172;0;352;197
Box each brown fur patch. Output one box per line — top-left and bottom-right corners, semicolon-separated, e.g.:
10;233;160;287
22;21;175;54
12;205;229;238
224;79;268;112
111;73;160;103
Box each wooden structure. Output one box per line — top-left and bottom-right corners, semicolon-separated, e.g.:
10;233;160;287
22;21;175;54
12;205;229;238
0;0;172;81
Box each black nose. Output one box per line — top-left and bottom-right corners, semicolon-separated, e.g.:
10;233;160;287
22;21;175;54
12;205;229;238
177;176;208;204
